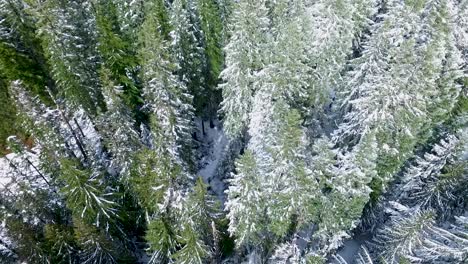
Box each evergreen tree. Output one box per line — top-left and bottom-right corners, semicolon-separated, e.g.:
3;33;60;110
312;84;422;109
0;0;467;262
269;242;301;264
170;0;209;118
195;0;224;118
174;178;222;263
226;150;266;247
36;0;104;114
138;0;195;169
0;78;17;153
372;207;436;263
0;0;53;101
307;0;378;113
0;0;54;150
97;70;141;181
9;81;133;263
335;0;464;208
95;0;143;120
114;0;145;39
399;132;467;217
411;215;468;262
313;133;378;253
219;0;270;137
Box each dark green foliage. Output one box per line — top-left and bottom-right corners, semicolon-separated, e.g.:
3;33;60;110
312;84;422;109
58;158;119;228
129;148;180;214
1;0;466;263
0;78;17;154
0;0;54;152
196;0;224;118
73;217;127;263
37;0;105;115
152;0;172;41
95;0;145;122
43;224;77;264
145;216;178;263
0;0;53;102
3;219;49;263
0;42;50;101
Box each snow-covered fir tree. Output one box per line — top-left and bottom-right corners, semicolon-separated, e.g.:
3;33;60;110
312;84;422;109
36;0;105;114
138;0;195;169
0;0;467;263
170;0;210;118
218;0;270;138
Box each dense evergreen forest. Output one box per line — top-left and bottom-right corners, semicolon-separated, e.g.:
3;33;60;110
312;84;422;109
0;0;467;263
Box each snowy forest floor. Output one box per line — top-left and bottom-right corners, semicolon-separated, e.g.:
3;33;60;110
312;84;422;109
194;118;229;203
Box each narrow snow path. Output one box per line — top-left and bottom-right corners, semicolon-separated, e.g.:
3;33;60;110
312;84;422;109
195;118;229;201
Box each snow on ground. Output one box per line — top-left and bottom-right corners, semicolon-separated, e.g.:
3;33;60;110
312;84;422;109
332;233;371;264
0;154;12;188
0;154;17;257
0;221;12;252
0;148;45;193
194;118;229;201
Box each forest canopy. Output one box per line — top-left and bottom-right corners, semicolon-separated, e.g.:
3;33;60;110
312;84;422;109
0;0;467;263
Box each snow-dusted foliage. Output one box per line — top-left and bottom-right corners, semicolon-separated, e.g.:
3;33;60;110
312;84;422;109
0;0;467;263
371;206;468;263
306;0;378;107
225;150;265;246
36;0;104;114
139;0;194;167
218;0;270;137
399;133;467;216
269;242;302;264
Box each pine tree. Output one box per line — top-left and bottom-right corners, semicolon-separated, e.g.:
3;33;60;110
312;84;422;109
265;0;315;108
8;80;131;263
170;0;209;118
172;178;223;264
314;133;378;253
263;103;318;237
73;217;120;264
451;0;468;63
399;131;467;217
307;0;378;112
58;159;118;228
269;242;301;264
335;0;464;206
412;215;468;262
0;78;18;153
2;83;73;263
0;0;55;150
226;150;266;247
97;69;142;182
372;207;436;263
138;0;195;169
95;0;143;120
371;205;468;263
146;210;179;263
0;0;53;101
1;0;467;262
226;2;321;247
36;0;104;114
114;0;145;39
129;149;180;215
182;177;222;245
195;0;224;118
219;0;270;137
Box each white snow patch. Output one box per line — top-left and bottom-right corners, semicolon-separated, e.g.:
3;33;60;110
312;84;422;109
333;233;371;264
195;118;229;201
0;155;13;187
